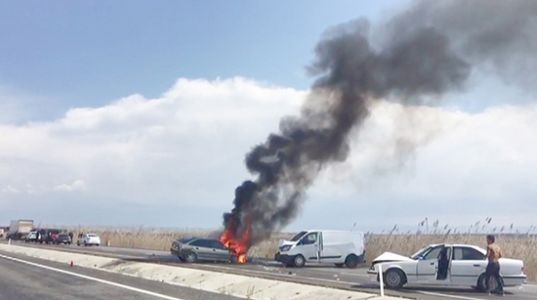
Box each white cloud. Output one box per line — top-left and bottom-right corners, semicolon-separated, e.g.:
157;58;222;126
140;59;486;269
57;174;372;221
0;77;535;229
54;180;86;192
1;185;19;194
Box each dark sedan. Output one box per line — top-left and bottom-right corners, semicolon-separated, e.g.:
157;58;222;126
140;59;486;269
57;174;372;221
170;237;232;263
54;233;72;245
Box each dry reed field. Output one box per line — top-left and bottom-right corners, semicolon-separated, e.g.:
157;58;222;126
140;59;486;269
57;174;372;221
66;224;536;282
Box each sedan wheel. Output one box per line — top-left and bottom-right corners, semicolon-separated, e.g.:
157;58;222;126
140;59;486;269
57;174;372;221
384;269;405;289
184;252;197;263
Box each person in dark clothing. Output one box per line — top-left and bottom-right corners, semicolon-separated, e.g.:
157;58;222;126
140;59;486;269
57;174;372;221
486;235;504;295
437;246;449;280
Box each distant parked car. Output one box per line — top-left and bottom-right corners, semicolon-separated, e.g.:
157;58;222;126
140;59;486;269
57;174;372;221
25;230;38;243
37;228;61;244
170;237;232;263
368;243;527;291
54;233;72;245
77;233;101;246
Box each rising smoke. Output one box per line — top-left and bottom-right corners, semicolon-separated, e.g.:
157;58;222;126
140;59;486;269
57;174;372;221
222;0;537;246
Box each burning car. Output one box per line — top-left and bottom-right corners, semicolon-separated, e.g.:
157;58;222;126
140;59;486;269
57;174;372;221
170;237;234;263
368;243;527;290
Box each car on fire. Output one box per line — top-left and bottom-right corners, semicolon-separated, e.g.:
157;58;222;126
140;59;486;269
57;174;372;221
368;243;527;290
170;237;233;263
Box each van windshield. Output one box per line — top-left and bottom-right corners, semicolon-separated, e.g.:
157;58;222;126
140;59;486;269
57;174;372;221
291;231;307;242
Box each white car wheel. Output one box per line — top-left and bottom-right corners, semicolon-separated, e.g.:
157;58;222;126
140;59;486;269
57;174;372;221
384;269;405;289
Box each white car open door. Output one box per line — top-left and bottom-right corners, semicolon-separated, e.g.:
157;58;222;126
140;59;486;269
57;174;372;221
416;245;443;283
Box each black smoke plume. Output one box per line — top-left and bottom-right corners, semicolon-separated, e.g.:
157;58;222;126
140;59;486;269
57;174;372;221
222;0;537;245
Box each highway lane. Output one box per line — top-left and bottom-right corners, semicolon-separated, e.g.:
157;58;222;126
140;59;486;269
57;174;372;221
4;241;537;300
0;249;242;300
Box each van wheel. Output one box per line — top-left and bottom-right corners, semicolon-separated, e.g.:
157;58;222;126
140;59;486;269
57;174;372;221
384;269;405;289
335;263;344;268
293;255;305;267
345;254;359;268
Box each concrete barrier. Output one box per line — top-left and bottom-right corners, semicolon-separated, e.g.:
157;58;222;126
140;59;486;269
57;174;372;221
0;244;405;300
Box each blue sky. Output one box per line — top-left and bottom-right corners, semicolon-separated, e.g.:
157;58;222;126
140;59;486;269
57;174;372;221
1;1;536;232
0;0;408;120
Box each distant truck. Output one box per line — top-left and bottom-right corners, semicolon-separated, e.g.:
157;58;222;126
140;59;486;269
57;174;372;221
7;219;34;240
275;230;365;268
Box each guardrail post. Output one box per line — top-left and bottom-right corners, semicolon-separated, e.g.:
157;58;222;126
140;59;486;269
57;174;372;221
8;238;11;245
378;264;385;297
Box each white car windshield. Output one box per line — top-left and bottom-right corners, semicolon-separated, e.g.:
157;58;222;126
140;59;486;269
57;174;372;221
411;246;431;259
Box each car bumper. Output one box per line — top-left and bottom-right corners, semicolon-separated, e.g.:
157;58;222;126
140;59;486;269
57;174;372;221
275;252;294;264
503;274;527;286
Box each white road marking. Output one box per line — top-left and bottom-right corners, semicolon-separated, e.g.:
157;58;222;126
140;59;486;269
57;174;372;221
416;290;485;300
0;253;185;300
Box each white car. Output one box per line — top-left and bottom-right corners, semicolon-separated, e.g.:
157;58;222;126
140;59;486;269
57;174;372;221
77;233;101;246
368;243;526;290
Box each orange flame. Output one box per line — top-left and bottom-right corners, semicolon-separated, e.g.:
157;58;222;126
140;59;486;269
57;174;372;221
220;220;251;264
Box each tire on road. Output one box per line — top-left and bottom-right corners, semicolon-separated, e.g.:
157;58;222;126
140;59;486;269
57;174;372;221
384;268;406;289
293;255;306;268
344;254;359;268
477;273;494;292
184;251;198;263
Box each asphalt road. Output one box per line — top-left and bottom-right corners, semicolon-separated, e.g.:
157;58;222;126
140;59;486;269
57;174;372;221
4;241;537;300
0;249;242;300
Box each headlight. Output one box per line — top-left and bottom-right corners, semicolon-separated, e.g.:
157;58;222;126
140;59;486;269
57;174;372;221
280;245;291;252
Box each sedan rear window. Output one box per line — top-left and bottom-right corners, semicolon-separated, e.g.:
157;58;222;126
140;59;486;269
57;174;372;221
453;247;486;260
190;239;213;248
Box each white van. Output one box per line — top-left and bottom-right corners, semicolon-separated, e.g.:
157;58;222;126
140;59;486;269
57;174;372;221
275;230;365;268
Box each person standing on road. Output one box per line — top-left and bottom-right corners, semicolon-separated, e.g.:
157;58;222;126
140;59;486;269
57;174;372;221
486;234;504;295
